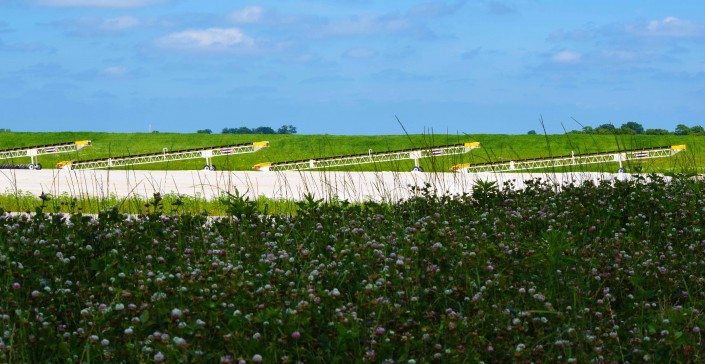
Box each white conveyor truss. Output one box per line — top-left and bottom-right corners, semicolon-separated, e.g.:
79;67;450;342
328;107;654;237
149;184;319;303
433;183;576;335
0;140;92;170
253;142;481;172
451;144;687;173
57;141;269;171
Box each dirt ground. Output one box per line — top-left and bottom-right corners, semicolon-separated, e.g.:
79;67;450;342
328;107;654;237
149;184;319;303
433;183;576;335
0;169;639;202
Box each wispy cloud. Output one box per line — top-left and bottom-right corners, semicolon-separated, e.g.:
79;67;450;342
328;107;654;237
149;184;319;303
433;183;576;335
156;28;254;51
103;66;127;76
0;39;54;53
321;15;412;37
547;29;596;43
628;16;705;38
0;21;13;33
64;16;142;31
551;50;581;63
370;68;432;82
408;1;468;18
343;47;376;59
486;0;518;15
33;0;165;7
461;47;482;60
96;16;141;30
227;6;265;24
550;17;705;45
14;62;70;78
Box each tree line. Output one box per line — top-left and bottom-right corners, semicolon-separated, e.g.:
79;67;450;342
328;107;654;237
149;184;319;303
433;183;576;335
197;125;297;135
528;122;704;136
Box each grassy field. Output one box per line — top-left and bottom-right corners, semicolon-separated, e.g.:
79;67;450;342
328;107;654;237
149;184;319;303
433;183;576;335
0;131;702;173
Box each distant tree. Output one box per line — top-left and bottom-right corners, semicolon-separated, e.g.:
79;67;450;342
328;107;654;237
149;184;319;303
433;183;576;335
596;123;617;135
196;129;212;134
621;121;644;134
151;130;160;133
222;127;254;134
253;126;276;134
619;127;636;135
674;124;691;136
0;128;10;132
645;128;671;135
582;126;595;134
277;125;297;134
527;130;537;135
690;125;705;135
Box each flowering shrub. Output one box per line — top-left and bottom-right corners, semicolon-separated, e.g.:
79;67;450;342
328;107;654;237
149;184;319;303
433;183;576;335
1;174;705;362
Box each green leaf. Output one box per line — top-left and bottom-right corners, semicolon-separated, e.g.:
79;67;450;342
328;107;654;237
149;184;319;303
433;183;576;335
140;310;150;324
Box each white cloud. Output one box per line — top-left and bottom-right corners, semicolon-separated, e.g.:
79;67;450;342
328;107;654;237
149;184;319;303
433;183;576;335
76;16;140;31
103;66;127;76
33;0;164;7
156;28;254;51
632;16;705;38
551;50;581;63
228;6;265;24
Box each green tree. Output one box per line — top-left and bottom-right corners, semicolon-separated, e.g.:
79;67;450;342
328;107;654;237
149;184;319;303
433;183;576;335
596;123;616;134
621;121;644;134
619;127;636;135
674;124;691;135
277;125;297;134
527;130;537;135
196;129;212;134
645;128;671;135
690;125;704;135
253;126;276;134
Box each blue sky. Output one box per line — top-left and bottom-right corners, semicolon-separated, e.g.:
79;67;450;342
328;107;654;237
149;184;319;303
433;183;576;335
1;0;704;135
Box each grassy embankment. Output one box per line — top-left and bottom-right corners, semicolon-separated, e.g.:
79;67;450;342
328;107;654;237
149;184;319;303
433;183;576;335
0;131;702;173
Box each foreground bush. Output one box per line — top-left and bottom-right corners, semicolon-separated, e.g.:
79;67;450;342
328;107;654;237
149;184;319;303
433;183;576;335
1;174;704;363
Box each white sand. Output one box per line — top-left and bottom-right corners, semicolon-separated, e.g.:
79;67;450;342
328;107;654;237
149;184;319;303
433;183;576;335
0;169;641;202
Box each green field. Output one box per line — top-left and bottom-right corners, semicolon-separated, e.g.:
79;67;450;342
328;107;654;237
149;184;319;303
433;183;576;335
0;131;703;173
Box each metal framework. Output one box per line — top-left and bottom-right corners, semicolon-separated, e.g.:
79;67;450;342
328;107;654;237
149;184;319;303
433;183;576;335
0;140;92;170
253;142;481;172
452;144;687;173
57;141;269;171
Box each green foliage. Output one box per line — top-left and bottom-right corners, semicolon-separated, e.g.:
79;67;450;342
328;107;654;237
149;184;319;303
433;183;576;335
221;125;295;135
645;128;671;135
621;121;645;134
596;123;617;134
471;179;500;207
277;124;297;134
675;124;691;136
218;189;259;219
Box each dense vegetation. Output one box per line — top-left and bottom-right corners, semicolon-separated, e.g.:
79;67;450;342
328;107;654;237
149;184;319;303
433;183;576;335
528;122;704;136
0;132;702;173
1;174;704;362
